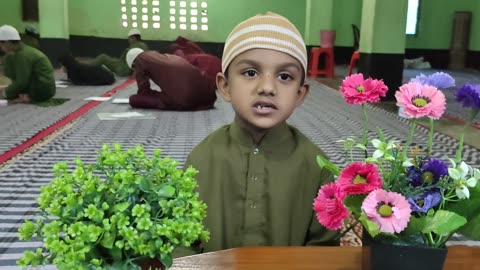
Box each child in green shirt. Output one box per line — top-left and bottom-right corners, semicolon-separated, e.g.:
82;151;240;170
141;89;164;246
0;25;55;103
183;12;339;255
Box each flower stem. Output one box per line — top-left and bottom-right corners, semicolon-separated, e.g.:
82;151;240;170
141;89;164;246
455;108;479;163
337;220;360;240
362;104;369;158
427;118;434;157
402;118;417;159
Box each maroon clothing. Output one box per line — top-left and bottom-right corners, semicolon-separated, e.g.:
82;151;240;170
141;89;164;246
183;54;221;91
170;36;205;56
129;51;216;110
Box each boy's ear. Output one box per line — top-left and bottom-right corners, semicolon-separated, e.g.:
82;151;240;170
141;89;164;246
216;72;232;102
295;83;310;107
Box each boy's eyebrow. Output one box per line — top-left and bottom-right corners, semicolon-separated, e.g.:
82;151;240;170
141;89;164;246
235;59;301;71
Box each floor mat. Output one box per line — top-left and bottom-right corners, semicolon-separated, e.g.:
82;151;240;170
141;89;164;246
0;80;130;158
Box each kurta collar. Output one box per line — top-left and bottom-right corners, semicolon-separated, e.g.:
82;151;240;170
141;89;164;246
229;120;293;149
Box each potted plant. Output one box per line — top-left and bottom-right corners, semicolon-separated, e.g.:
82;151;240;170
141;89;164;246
17;143;210;270
313;73;480;270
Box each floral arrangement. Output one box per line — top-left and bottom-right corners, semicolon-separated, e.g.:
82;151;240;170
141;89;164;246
314;72;480;248
17;144;209;270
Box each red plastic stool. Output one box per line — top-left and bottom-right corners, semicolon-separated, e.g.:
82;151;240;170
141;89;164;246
308;47;335;78
348;51;360;76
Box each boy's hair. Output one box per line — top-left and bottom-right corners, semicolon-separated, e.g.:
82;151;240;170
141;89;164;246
221;12;307;77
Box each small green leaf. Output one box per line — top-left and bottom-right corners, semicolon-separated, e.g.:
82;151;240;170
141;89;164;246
354;143;367;150
343;194;366;216
422;210;467;235
316;156;340;176
161;253;173;268
359;213;380;238
114;202;130;212
403;216;426;236
157;185;176;198
100;232;116;249
376;127;385;141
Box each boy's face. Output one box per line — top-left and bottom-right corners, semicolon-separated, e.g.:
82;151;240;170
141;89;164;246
217;48;309;132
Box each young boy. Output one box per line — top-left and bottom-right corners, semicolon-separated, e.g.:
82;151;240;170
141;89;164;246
91;29;149;77
183;12;339;254
0;25;55;103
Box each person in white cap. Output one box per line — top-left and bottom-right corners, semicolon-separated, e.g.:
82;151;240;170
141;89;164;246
90;28;149;77
125;48;217;110
0;25;55;103
21;24;40;49
176;12;339;257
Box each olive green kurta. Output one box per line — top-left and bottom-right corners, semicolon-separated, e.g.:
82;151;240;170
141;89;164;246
184;121;339;254
3;44;55;102
93;41;149;76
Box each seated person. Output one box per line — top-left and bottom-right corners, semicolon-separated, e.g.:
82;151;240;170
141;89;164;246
170;36;205;57
179;53;221;93
21;24;40;50
181;12;339;255
91;29;149;77
0;25;55;103
59;53;115;86
125;48;217;111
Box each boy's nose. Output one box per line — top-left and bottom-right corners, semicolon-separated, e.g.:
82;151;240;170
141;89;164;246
257;74;276;95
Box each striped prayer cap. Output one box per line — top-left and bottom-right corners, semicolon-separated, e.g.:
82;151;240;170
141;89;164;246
221;12;307;76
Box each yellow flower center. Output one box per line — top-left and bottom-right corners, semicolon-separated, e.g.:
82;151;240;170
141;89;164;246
356;85;365;93
378;204;393;217
412;96;430;107
421;171;434;184
353;175;367;184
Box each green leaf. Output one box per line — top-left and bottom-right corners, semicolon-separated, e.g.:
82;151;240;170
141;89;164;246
422;210;467;235
359;213;380;238
376;127;385;142
403;216;426;236
161;253;173;268
448;184;480;220
100;232;116;249
343;194;366;216
316;156;340;176
457;214;480;240
139;178;152;192
354;144;367;150
157;185;176;198
114;202;130;212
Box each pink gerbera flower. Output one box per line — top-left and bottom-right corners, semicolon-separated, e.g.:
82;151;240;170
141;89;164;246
313;183;349;230
340;73;389;105
337;162;383;195
395;82;446;119
361;189;412;233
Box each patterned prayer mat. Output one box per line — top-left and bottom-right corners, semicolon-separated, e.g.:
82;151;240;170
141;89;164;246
0;80;129;158
0;80;478;268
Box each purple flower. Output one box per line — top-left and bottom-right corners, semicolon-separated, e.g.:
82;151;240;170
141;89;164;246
407;158;448;187
410;72;455;89
408;190;442;213
455;84;480;109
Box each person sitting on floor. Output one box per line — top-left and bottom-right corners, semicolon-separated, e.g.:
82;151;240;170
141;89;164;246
0;25;55;103
125;48;217;111
90;29;149;77
169;36;205;57
21;24;40;50
58;53;115;86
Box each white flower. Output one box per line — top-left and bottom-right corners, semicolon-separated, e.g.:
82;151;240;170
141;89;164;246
448;161;476;199
371;139;396;159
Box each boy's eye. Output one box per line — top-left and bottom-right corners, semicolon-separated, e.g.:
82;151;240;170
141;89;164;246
278;73;293;81
242;70;257;77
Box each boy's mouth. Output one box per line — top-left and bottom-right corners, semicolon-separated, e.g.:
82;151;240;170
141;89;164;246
253;101;277;110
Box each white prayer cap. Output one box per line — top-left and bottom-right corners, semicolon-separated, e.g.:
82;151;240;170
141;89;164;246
126;48;144;69
128;28;141;37
0;25;21;41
